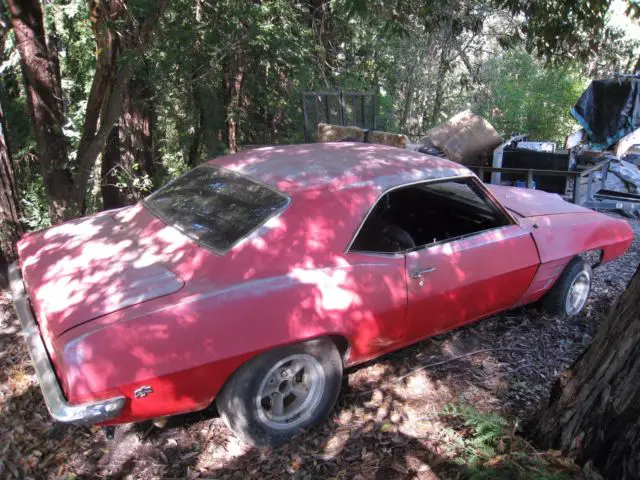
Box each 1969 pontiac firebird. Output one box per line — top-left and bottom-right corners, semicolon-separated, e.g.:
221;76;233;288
10;143;634;446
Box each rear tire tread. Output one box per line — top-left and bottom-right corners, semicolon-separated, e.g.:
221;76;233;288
217;338;342;447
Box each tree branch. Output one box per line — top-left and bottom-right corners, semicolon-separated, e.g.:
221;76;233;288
73;0;168;205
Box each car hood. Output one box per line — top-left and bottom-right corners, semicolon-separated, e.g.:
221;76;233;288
487;185;592;217
17;204;207;339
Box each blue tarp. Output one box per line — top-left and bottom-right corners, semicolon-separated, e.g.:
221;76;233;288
571;75;640;149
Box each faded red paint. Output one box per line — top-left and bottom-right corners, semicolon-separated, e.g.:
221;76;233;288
15;143;634;425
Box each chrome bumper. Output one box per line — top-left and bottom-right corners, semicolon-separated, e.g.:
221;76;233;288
8;262;125;425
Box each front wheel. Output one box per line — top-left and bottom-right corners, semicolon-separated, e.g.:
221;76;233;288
542;257;592;318
216;338;343;447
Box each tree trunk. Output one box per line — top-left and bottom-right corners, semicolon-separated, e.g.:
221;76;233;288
308;0;333;83
121;76;154;180
10;0;167;222
400;64;416;132
101;124;122;210
634;52;640;75
430;48;449;127
528;264;640;479
0;99;22;260
8;0;74;223
101;76;155;209
74;0;166;215
188;103;204;167
188;2;204;167
224;54;247;153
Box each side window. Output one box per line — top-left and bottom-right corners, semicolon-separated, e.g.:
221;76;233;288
350;178;512;254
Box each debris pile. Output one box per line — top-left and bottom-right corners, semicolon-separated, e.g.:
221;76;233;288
418;109;503;165
317;123;409;148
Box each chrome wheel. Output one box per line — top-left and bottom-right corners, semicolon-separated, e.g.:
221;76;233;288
256;354;325;430
565;270;590;316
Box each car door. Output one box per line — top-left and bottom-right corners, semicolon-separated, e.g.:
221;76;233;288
391;176;540;339
405;224;539;338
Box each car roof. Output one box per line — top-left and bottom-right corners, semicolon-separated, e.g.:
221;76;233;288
209;142;472;196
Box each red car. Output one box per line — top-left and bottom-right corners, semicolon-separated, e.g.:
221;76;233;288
10;143;633;446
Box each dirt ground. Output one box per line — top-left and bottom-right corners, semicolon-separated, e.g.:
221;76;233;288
1;215;639;480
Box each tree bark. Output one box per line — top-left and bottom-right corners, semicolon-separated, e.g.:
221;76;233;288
9;0;167;222
308;0;333;83
8;0;74;223
188;1;204;167
188;103;205;167
400;64;416;132
528;264;640;479
101;124;122;210
224;54;247;153
75;0;167;214
0;99;22;260
430;47;450;127
101;76;155;209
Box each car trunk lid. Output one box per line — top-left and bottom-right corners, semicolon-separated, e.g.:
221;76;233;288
16;204;200;338
488;185;591;217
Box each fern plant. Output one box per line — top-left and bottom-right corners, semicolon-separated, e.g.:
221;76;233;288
440;404;576;480
442;403;509;465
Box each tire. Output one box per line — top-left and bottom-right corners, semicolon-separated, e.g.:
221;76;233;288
542;257;592;318
216;338;343;447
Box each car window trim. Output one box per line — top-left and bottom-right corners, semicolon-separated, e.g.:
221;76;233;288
142;164;291;255
404;223;522;255
345;174;517;256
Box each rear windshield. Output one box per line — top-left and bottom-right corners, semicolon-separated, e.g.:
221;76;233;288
143;165;289;253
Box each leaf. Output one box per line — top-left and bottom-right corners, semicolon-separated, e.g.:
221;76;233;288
379;422;394;432
484;455;506;466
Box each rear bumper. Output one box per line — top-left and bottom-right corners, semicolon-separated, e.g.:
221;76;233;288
8;262;125;425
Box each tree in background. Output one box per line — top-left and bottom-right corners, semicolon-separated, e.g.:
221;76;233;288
0;98;21;260
7;0;167;222
0;2;21;260
474;50;586;143
1;0;639;231
101;74;155;209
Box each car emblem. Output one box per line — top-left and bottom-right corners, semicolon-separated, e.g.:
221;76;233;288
134;386;153;399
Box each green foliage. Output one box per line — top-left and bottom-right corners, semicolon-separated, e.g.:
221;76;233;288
44;1;95;153
440;403;579;480
3;0;639;231
442;403;510;466
499;0;611;64
474;50;587;144
15;161;51;230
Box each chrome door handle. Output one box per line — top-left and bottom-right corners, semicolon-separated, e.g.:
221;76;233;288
410;267;436;286
410;266;436;279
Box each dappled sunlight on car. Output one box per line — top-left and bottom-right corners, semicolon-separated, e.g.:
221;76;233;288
10;142;635;449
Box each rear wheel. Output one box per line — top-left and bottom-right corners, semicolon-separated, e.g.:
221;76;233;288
542;257;592;318
216;338;342;447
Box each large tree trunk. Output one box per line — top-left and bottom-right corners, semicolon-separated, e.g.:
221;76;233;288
224;54;247;153
101;125;122;210
529;264;640;479
74;0;166;215
400;64;416;132
101;76;155;209
8;0;74;223
9;0;167;222
187;1;204;167
0;100;22;260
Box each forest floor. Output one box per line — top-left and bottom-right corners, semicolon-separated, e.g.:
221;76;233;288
1;215;639;480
